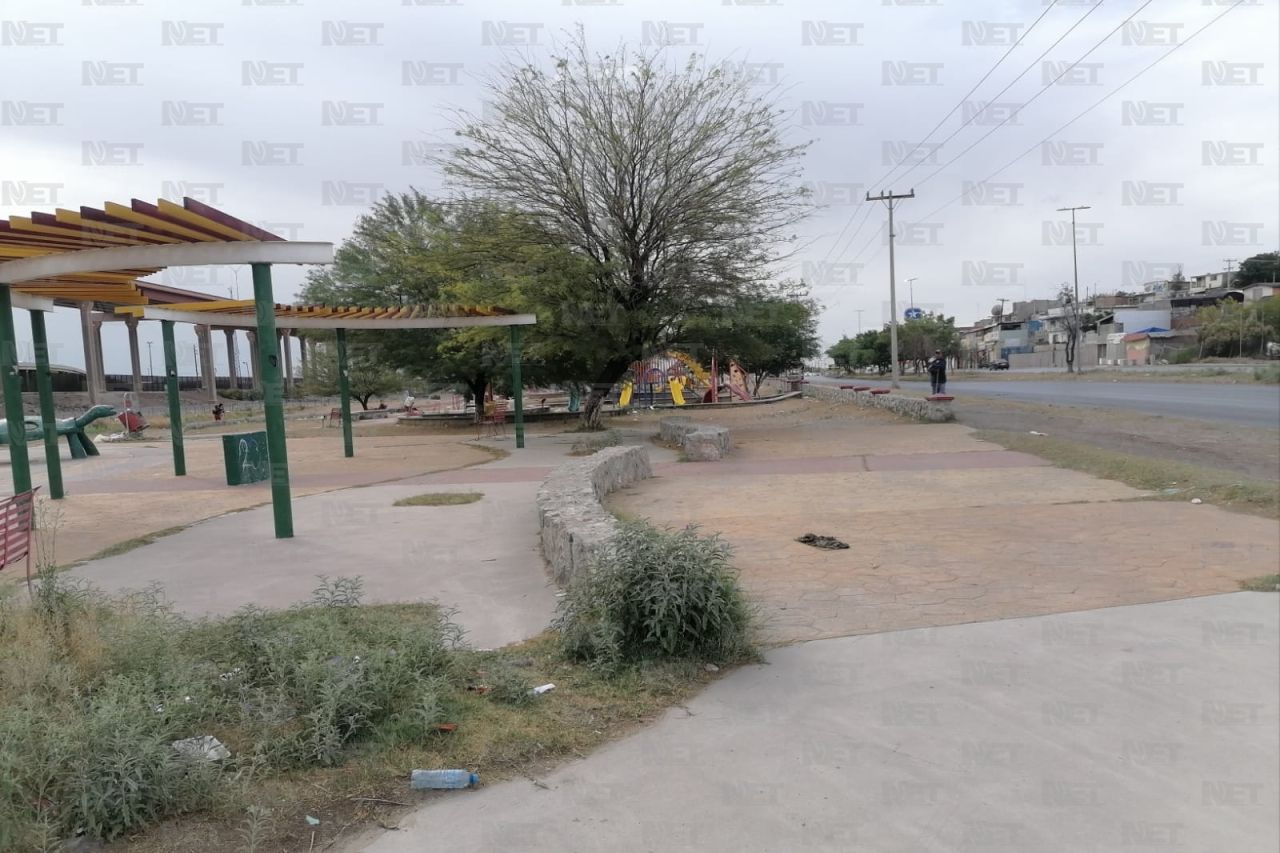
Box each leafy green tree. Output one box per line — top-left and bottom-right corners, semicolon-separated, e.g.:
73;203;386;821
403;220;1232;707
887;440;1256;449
301;193;593;415
1232;252;1280;288
827;329;890;373
1196;300;1269;357
897;312;959;373
301;343;402;410
445;31;809;426
682;291;822;394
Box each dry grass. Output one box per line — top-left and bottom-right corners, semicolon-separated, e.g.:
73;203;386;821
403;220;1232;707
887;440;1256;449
1;576;722;853
80;525;191;564
392;492;483;507
975;430;1280;520
111;632;714;853
1239;574;1280;592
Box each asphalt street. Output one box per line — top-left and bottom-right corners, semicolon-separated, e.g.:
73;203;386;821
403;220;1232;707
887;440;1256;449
807;375;1280;429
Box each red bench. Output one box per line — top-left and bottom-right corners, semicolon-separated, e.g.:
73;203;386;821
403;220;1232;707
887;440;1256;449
870;388;890;395
1;488;39;592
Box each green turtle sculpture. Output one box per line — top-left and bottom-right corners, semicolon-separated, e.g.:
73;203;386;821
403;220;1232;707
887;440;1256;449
0;404;119;459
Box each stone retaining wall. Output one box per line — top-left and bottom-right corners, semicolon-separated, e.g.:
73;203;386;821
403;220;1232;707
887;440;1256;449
802;383;954;422
658;416;731;461
536;445;653;585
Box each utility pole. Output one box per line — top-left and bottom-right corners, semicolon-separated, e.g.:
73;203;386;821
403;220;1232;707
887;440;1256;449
854;309;864;335
146;340;154;384
1057;205;1090;373
906;277;917;311
1223;258;1238;288
867;188;915;388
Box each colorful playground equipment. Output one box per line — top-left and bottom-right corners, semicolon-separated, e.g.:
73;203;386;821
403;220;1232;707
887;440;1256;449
0;404;118;459
619;352;752;408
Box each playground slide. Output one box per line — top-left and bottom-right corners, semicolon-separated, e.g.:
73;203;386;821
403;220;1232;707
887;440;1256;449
618;381;633;408
726;360;752;401
668;378;686;406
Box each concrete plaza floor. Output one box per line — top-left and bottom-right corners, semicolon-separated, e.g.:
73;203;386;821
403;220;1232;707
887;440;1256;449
347;593;1279;853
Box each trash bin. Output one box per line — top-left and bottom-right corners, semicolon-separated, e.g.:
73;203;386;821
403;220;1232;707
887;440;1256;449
222;431;270;485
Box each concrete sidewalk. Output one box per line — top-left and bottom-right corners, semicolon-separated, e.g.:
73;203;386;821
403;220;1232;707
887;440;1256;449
61;432;677;648
346;593;1279;853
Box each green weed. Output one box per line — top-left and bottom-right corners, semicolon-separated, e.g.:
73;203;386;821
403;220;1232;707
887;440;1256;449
555;521;757;672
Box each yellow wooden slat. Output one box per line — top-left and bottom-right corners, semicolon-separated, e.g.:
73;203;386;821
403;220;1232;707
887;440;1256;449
55;209;183;244
7;217;139;246
156;199;255;242
151;299;256;312
102;202;220;242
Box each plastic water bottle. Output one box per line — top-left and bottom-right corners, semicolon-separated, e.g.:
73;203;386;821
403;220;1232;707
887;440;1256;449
410;769;479;790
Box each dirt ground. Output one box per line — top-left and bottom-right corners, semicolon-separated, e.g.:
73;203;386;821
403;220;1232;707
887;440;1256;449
951;396;1280;481
610;399;1280;644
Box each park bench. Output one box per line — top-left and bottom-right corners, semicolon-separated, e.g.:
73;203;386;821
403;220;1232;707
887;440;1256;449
0;488;39;592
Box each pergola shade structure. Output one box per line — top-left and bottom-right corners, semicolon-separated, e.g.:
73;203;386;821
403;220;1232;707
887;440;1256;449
0;197;332;538
119;299;538;454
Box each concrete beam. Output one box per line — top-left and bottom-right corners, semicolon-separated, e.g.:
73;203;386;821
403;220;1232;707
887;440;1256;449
0;241;334;284
121;306;538;330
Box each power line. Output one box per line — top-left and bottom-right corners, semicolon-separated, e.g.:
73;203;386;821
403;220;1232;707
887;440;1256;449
828;0;1105;270
910;0;1156;189
872;0;1065;194
912;0;1250;225
886;0;1124;190
816;1;1063;267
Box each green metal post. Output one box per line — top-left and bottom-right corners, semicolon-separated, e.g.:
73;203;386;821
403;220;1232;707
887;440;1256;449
161;320;186;476
335;327;354;458
30;310;64;499
510;325;525;449
0;286;31;494
252;263;293;538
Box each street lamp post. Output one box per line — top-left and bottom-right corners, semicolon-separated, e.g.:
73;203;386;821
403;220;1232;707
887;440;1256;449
1057;205;1090;373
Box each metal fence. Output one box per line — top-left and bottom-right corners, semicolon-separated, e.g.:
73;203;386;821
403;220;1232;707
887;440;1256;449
103;374;257;392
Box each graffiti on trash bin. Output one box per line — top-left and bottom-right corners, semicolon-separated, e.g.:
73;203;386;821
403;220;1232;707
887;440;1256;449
237;436;271;484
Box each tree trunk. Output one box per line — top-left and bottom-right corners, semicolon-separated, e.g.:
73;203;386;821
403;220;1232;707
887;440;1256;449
466;377;487;423
580;382;613;430
357;393;372;410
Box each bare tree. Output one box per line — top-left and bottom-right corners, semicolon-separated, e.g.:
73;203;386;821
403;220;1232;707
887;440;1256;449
444;31;809;426
1058;284;1080;373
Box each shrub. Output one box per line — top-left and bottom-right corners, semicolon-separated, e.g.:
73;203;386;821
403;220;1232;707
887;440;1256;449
555;521;755;671
1169;347;1197;365
1253;364;1280;384
570;429;621;455
0;575;461;847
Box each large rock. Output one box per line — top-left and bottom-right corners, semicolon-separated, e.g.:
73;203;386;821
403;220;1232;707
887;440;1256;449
536;445;652;585
659;417;731;461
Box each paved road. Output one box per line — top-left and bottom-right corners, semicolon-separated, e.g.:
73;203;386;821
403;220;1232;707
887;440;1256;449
808;375;1280;428
347;593;1280;853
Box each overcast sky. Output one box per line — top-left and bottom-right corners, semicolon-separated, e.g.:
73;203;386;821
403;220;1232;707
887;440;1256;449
1;0;1276;375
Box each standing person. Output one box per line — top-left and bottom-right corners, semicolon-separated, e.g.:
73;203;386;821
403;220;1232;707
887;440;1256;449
927;349;948;395
212;403;225;422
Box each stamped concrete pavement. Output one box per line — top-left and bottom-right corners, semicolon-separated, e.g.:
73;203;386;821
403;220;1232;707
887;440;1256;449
609;405;1280;643
346;593;1279;853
